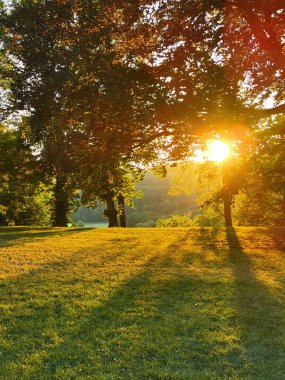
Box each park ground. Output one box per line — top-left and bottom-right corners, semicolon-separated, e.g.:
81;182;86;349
0;226;284;379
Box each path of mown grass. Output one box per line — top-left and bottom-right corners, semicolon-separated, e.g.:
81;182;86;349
0;226;284;379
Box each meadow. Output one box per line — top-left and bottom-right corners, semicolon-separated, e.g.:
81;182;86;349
0;226;284;379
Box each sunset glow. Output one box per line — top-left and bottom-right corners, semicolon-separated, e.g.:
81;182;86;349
207;140;231;162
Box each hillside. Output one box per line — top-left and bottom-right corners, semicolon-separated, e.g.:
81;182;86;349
0;227;284;379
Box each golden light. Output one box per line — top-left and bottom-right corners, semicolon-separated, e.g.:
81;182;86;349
207;140;231;162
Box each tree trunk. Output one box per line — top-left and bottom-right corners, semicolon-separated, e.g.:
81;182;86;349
118;193;127;227
53;174;69;227
105;192;118;227
223;188;233;227
222;163;233;227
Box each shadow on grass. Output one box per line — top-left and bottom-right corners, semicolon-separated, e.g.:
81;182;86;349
266;226;285;252
0;227;89;247
34;259;244;379
195;226;221;250
226;227;285;379
0;233;240;379
0;230;284;379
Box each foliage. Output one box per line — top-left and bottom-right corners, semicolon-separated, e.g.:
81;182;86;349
4;183;53;226
194;206;224;227
0;125;53;226
1;0;166;226
134;169;198;217
80;163;143;208
233;191;283;227
170;161;221;206
233;174;284;226
72;169;199;226
1;0;284;227
253;117;285;222
156;206;224;228
156;213;197;227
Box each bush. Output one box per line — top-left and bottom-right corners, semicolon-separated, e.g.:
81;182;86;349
193;207;224;227
156;213;197;227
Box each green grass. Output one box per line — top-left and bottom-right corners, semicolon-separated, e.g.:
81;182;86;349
0;226;284;379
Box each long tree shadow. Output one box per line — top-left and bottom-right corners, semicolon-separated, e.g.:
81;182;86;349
0;233;238;379
34;260;233;379
1;230;284;379
0;239;143;378
27;235;247;379
226;227;285;379
0;227;89;247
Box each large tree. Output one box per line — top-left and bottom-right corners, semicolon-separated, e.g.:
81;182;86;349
1;0;166;226
139;0;285;224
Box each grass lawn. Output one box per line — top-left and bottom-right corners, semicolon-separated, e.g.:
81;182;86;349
0;226;284;379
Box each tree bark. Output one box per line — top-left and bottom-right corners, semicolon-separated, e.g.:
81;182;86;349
105;191;118;227
222;163;233;227
223;188;233;227
53;173;69;227
118;193;127;227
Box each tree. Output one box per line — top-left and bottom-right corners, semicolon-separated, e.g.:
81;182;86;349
77;161;143;228
137;0;284;224
1;0;166;228
143;0;285;122
170;156;245;226
1;0;81;225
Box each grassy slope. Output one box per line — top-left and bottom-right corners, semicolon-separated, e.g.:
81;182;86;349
0;227;284;380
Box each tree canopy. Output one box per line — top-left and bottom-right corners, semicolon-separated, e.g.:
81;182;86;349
0;0;284;226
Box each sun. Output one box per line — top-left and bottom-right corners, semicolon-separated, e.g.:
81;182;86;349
207;140;231;162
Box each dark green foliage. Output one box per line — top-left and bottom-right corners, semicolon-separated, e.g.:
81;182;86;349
0;125;52;225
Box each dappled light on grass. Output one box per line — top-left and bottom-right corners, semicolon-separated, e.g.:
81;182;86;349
0;227;284;378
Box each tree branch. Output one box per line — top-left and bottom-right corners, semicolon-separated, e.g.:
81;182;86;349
234;0;285;72
245;103;285;118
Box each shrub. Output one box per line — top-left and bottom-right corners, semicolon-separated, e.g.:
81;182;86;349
156;213;197;227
